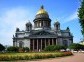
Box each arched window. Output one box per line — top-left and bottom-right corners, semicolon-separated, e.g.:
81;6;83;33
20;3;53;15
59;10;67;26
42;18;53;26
19;41;24;48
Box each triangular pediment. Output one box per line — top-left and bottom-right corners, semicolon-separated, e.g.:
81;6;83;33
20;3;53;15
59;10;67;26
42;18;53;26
33;30;53;35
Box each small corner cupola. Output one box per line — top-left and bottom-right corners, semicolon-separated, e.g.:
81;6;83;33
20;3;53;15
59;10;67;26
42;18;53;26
16;28;20;32
13;35;15;39
54;20;60;31
25;21;32;31
66;27;70;31
54;21;60;25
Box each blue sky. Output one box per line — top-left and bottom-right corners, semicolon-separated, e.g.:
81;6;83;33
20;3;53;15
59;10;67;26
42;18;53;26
0;0;83;46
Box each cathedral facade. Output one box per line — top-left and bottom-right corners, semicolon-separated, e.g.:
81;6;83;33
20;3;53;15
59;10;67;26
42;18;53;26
13;6;73;51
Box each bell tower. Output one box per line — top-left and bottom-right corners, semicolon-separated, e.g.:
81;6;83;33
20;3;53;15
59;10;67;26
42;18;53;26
54;21;60;31
25;21;32;31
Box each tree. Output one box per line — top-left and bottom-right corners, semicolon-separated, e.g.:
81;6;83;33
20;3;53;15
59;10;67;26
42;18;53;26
78;0;84;39
0;44;5;51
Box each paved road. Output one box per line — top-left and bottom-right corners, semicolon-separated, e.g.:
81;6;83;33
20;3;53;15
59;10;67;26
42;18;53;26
28;53;84;62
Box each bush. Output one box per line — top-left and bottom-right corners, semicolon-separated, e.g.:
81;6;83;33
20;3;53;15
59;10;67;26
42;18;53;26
44;45;55;51
60;45;67;50
44;45;67;51
63;51;73;56
23;47;29;52
7;46;19;52
7;46;30;53
18;47;29;52
18;48;24;53
0;52;73;61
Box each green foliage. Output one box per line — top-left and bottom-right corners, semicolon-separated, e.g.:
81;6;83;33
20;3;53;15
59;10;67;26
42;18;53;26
44;45;55;51
54;45;67;50
0;44;5;51
7;46;19;52
23;47;29;52
0;52;73;61
44;45;67;51
78;0;84;36
69;43;84;50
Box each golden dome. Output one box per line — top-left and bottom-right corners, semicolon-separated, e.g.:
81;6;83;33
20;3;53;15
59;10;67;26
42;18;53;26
36;6;48;15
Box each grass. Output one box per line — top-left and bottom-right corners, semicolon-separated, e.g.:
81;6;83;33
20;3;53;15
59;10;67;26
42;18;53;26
0;52;73;61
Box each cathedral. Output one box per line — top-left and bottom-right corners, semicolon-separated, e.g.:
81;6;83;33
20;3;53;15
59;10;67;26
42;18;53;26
13;6;73;51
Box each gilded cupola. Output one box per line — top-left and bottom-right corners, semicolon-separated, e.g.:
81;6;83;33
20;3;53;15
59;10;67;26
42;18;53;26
36;5;48;15
35;5;49;19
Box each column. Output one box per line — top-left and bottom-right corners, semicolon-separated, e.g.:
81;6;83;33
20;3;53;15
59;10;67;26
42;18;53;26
41;39;42;50
56;39;57;45
43;21;45;27
34;22;36;27
39;21;41;27
35;22;37;27
38;21;40;27
36;22;38;27
48;39;50;45
41;21;43;27
46;21;48;27
33;39;34;51
37;21;39;27
45;38;46;48
37;39;38;51
52;38;54;45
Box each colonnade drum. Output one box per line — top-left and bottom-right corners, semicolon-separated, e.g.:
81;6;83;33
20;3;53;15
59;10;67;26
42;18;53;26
30;38;57;51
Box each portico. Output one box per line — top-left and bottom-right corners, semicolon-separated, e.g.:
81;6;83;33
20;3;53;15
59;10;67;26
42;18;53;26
30;38;57;51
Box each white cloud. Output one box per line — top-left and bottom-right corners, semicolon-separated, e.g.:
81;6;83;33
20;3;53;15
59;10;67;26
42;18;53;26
63;11;78;23
0;7;34;46
67;11;78;21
